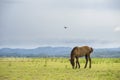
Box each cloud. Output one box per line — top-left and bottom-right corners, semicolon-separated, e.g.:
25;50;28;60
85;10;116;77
114;26;120;32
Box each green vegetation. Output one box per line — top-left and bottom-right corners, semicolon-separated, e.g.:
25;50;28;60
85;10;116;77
0;58;120;80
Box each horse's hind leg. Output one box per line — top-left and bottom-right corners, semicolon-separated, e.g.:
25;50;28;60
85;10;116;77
88;56;91;68
84;55;88;68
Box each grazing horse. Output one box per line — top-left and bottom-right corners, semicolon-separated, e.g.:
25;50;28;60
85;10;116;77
70;46;93;69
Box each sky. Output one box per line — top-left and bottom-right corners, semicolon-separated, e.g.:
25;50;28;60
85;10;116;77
0;0;120;48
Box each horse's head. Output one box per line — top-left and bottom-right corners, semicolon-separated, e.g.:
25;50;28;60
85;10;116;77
69;59;75;69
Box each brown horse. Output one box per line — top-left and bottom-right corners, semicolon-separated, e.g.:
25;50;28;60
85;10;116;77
70;46;93;69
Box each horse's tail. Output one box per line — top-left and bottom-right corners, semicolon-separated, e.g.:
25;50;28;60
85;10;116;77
90;47;93;53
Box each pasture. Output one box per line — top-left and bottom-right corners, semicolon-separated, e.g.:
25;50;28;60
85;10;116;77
0;58;120;80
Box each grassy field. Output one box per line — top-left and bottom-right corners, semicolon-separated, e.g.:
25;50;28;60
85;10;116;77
0;57;120;80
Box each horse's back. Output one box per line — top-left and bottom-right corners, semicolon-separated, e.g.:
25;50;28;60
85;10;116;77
71;46;93;57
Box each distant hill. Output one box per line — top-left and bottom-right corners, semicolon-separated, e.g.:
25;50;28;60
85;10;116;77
0;47;120;58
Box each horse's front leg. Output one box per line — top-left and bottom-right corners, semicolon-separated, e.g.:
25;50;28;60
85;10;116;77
75;59;78;69
72;59;75;69
77;58;80;68
75;57;80;69
78;60;80;68
72;64;75;69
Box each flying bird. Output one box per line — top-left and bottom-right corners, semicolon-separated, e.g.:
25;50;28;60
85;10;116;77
64;26;68;29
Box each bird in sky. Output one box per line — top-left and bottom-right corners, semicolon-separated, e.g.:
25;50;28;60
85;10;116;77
64;26;68;29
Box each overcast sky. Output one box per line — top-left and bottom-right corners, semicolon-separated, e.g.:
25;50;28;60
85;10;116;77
0;0;120;48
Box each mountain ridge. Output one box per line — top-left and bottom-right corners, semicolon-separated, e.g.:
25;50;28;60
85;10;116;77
0;47;120;58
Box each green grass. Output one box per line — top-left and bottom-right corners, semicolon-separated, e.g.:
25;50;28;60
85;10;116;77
0;58;120;80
